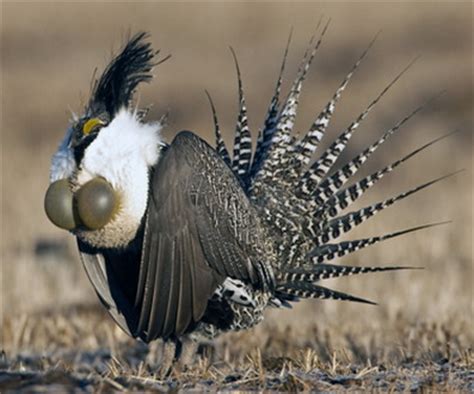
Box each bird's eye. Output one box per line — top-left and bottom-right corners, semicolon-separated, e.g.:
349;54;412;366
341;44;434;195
82;118;105;135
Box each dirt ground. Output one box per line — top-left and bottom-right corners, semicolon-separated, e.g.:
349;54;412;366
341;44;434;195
1;2;473;392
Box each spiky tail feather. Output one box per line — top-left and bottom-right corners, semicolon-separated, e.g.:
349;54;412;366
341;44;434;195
262;21;330;169
251;20;330;193
209;26;458;305
229;48;253;187
314;173;460;247
309;222;449;263
278;264;420;282
307;98;430;206
296;57;418;197
315;130;459;222
276;282;377;305
206;90;231;166
277;32;380;187
276;264;420;304
250;29;293;180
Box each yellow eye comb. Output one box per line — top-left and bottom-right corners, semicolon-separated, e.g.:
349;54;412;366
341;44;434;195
83;118;104;135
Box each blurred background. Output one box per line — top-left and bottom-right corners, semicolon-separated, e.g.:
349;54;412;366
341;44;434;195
1;2;472;360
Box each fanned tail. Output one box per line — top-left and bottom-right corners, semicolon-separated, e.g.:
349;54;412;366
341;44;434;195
208;29;457;306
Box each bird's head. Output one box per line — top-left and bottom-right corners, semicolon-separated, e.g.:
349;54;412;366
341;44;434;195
45;33;169;249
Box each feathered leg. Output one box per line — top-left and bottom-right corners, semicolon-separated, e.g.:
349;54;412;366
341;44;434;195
176;336;199;370
157;340;176;377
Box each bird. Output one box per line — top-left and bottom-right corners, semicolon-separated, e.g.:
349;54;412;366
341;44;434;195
44;29;456;370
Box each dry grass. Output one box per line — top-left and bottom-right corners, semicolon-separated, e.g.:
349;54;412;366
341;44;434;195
1;2;473;392
2;306;473;391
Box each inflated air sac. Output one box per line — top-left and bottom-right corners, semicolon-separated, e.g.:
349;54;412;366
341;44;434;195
44;179;78;230
45;177;118;231
75;178;118;230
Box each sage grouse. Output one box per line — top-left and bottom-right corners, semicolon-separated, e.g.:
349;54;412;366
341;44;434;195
44;30;454;363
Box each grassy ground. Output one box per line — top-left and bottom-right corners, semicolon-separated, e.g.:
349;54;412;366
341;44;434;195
1;2;473;392
2;306;473;391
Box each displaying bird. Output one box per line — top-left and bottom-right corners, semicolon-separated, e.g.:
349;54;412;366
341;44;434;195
44;29;455;369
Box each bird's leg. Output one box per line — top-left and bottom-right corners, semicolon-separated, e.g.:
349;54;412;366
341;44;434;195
156;340;176;377
145;340;161;367
176;336;198;370
197;341;216;363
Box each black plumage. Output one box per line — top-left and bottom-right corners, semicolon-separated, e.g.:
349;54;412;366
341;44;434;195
89;32;169;117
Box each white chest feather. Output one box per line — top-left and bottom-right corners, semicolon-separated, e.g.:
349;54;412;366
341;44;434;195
74;110;163;248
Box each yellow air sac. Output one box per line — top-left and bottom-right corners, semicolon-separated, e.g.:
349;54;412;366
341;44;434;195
44;179;77;230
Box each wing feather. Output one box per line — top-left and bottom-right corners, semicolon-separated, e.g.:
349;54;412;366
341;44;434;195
138;131;274;340
78;240;139;338
79;131;274;342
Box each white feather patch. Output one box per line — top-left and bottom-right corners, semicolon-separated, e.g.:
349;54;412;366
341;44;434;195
213;278;256;307
75;109;163;248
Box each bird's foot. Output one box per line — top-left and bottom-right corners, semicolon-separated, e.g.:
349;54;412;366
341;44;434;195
146;340;176;378
175;337;198;372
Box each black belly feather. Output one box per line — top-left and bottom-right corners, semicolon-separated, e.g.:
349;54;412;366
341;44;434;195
201;298;235;331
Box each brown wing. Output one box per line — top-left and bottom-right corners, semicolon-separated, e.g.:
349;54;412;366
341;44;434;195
135;131;274;342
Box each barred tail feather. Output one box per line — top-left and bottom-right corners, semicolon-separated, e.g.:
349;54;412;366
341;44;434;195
297;57;418;197
206;31;453;310
317;130;459;220
205;90;231;166
229;48;252;184
310;98;433;206
315;171;461;245
250;29;293;179
271;20;329;148
286;33;380;180
279;264;418;283
309;222;449;264
277;261;419;306
277;282;377;305
255;21;330;186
